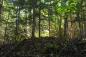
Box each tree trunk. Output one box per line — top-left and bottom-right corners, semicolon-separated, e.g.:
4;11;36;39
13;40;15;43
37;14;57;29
59;15;62;38
32;0;37;47
48;6;52;37
39;3;41;38
15;6;20;41
76;0;83;39
4;13;9;43
64;14;68;38
0;0;2;22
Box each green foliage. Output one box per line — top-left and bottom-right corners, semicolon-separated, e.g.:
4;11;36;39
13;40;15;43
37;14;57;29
0;0;85;42
56;0;79;14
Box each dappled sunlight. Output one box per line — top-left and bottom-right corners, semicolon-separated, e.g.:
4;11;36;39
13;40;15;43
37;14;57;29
0;0;86;57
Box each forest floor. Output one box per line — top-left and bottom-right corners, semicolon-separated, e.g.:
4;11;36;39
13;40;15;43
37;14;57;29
0;37;86;57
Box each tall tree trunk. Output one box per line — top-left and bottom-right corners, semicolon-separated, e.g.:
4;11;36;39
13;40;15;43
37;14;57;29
55;16;57;37
4;13;9;43
83;1;86;38
64;14;68;39
77;11;81;39
59;15;62;38
0;0;2;23
48;6;52;37
76;1;82;39
32;0;36;46
76;0;83;39
39;3;41;38
15;6;20;41
25;10;28;39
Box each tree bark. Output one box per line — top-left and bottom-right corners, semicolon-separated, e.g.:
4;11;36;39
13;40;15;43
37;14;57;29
59;15;62;38
0;0;2;22
15;6;20;41
39;3;41;38
64;14;68;38
48;6;52;37
32;0;37;47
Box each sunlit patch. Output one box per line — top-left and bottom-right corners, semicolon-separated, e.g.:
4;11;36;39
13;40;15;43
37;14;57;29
41;30;49;37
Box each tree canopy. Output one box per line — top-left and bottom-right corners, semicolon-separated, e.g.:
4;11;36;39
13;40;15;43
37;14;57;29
0;0;85;43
